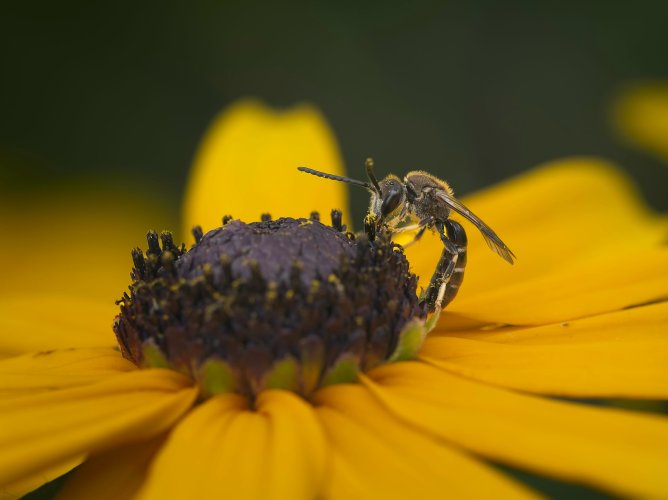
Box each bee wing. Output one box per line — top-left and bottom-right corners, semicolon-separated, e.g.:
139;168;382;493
434;190;516;264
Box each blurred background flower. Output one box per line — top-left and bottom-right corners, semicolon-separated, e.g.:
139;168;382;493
613;81;668;165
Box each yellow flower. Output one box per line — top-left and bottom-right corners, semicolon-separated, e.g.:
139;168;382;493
613;81;668;164
1;100;668;499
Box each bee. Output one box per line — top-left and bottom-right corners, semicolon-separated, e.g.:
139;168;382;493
298;158;515;313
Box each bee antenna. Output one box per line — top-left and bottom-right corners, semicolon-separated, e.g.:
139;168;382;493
297;167;373;191
364;158;382;195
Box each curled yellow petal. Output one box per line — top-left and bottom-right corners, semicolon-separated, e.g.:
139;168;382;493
0;368;196;490
613;82;668;163
138;390;326;500
364;362;668;499
182;99;348;238
314;384;539;499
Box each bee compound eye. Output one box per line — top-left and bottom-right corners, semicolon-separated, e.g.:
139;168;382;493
405;182;417;200
381;187;403;216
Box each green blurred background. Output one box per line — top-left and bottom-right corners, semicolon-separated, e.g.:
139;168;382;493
2;0;668;221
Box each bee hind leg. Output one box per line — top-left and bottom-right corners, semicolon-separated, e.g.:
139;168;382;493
422;220;468;313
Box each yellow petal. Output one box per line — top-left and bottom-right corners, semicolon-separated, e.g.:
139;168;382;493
256;390;328;498
136;394;248;499
0;348;133;396
56;436;165;500
0;368;196;490
613;82;668;163
0;295;119;356
0;349;129;495
363;362;668;498
448;246;668;325
139;390;327;500
0;185;174;302
404;158;668;325
182;99;348;238
0;457;81;500
314;384;539;499
422;301;668;398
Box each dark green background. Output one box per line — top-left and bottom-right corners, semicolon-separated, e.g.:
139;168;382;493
2;0;668;220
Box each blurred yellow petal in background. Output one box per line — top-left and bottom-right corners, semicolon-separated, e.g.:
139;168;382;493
0;184;174;299
182;99;349;239
613;81;668;164
0;183;175;355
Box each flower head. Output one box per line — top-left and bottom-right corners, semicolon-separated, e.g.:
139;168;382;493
115;216;425;399
1;100;668;499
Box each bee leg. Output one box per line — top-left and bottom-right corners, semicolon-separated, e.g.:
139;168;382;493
392;223;422;233
393;217;432;234
423;220;468;312
401;224;428;249
398;217;434;249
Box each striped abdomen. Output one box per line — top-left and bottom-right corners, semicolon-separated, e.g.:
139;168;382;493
441;219;467;308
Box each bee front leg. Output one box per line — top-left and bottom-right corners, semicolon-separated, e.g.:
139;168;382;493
422;220;468;313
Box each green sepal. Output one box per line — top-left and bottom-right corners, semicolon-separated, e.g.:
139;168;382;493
388;318;426;362
264;356;299;391
141;339;170;369
300;336;325;396
425;305;442;333
321;355;359;387
199;358;237;397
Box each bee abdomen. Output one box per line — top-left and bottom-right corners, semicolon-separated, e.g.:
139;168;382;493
422;220;468;312
441;220;467;308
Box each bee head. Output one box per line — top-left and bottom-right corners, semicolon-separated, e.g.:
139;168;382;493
296;158;406;226
362;158;405;225
375;175;406;223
